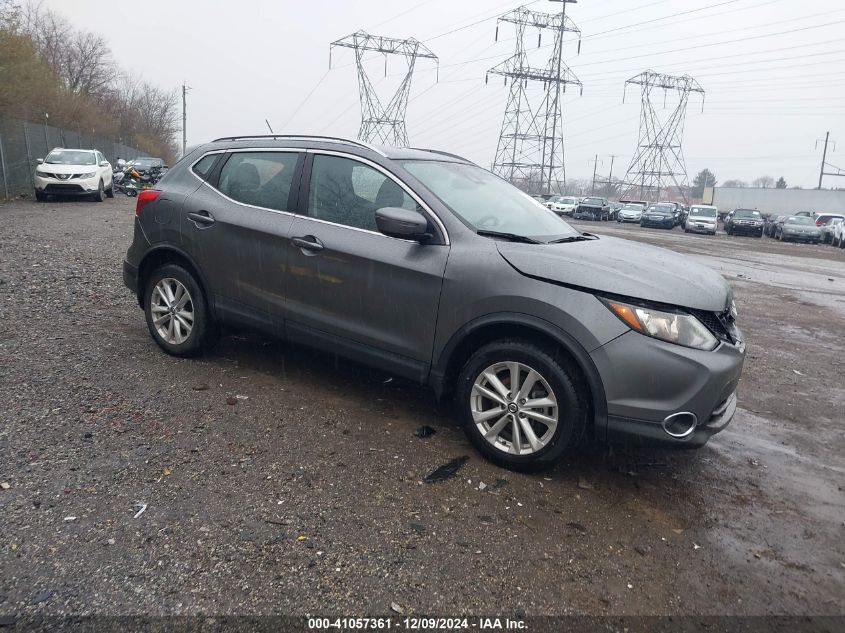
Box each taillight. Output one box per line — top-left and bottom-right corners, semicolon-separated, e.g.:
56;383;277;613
815;219;824;225
135;189;161;217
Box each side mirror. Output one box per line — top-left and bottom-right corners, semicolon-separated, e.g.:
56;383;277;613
375;207;431;242
99;161;109;167
36;158;44;164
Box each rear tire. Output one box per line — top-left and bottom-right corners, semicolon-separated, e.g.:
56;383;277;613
455;339;588;472
143;264;218;357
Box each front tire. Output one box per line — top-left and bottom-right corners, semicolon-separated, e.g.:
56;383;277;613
93;180;105;202
455;339;587;471
105;183;115;198
143;264;217;357
34;190;46;202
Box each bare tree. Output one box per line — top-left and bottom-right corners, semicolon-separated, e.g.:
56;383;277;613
21;2;113;98
722;179;747;188
752;175;775;188
0;0;21;29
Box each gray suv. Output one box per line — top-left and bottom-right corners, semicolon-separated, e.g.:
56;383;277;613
123;135;745;470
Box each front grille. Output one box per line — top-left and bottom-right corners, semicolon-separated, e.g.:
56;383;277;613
44;183;85;193
688;308;737;344
41;173;84;180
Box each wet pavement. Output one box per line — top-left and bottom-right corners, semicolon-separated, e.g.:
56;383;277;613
0;199;844;617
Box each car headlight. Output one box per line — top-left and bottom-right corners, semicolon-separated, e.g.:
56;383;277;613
79;172;96;178
35;168;46;175
602;299;719;351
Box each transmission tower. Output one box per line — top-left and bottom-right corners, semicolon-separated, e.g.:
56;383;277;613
621;70;704;203
488;1;582;195
330;31;437;147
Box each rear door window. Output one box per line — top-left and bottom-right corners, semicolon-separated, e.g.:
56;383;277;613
217;152;300;212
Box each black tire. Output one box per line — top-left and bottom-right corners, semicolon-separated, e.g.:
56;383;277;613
143;264;217;357
34;190;46;202
455;339;588;472
684;228;689;233
93;179;105;202
105;183;115;198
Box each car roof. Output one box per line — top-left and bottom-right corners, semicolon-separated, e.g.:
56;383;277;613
203;135;472;164
49;148;95;153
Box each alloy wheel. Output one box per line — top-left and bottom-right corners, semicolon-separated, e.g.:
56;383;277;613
470;361;558;455
150;278;194;345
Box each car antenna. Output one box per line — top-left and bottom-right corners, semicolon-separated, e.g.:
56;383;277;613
265;119;275;135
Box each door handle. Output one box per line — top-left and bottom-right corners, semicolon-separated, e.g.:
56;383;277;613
187;210;215;226
291;235;324;252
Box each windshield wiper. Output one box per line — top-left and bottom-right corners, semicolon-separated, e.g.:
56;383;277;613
547;233;598;244
476;230;542;244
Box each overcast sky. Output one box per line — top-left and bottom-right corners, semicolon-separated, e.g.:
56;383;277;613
43;0;845;188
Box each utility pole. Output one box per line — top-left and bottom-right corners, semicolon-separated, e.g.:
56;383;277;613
182;82;191;156
607;154;617;186
589;154;602;195
817;131;830;189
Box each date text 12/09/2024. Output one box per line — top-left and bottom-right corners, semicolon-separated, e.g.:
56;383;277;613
307;617;527;630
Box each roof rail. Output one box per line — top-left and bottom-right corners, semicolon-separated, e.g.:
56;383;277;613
210;134;387;157
413;148;475;164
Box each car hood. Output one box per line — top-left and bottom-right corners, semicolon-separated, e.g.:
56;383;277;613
496;235;731;312
40;164;97;174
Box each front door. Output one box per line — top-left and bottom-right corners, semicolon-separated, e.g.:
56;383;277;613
285;152;449;380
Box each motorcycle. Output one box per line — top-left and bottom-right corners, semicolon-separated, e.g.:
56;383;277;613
112;163;142;197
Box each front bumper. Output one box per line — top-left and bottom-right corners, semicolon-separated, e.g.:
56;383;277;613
641;217;674;228
591;325;745;448
686;222;717;234
781;231;819;242
618;213;642;223
729;224;763;235
35;174;100;196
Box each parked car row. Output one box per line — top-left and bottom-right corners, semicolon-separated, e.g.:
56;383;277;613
534;193;844;248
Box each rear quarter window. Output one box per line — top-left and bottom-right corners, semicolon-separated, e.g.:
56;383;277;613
192;154;219;180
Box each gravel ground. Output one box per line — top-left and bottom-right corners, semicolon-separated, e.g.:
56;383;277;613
1;197;844;619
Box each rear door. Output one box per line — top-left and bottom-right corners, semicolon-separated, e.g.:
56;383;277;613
180;149;304;333
284;151;449;379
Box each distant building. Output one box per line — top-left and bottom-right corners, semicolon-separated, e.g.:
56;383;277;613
706;187;845;215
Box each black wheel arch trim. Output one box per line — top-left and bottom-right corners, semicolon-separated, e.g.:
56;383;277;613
429;312;608;439
135;244;216;317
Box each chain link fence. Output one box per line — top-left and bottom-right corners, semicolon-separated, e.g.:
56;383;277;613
0;117;146;200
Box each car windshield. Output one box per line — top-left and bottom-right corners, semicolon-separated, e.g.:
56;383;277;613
786;216;813;225
400;160;579;241
582;197;604;205
561;197;577;204
45;150;96;166
648;206;671;215
689;206;717;218
622;204;643;210
734;209;761;219
133;158;160;168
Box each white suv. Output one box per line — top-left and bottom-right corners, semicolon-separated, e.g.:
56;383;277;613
34;148;114;202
